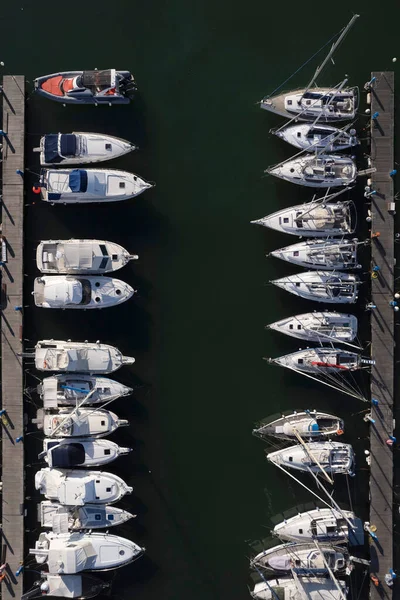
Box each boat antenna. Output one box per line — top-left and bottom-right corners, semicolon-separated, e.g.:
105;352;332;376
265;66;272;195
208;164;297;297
305;14;360;93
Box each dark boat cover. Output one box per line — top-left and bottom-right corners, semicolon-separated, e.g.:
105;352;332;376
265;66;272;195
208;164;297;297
69;169;88;193
82;70;112;88
44;134;77;163
50;442;86;467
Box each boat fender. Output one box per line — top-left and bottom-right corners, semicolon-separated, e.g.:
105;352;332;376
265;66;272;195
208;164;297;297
337;429;344;435
32;186;41;194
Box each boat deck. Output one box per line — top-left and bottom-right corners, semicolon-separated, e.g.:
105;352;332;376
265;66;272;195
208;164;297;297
369;71;395;600
1;75;25;599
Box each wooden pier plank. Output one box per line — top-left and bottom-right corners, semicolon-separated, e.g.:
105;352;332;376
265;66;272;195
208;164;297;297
369;71;394;600
1;75;25;599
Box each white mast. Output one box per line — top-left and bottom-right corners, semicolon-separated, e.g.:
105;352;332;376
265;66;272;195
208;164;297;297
312;540;347;600
305;15;360;92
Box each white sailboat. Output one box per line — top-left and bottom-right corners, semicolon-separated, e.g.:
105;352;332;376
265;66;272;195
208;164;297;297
35;468;133;505
22;574;109;599
253;410;344;441
31;531;144;573
40;438;132;468
273;123;358;152
35;132;137;166
34;340;135;374
251;193;354;237
39;168;153;204
36;239;138;274
33;276;134;309
266;312;358;345
250;541;350;575
268;239;362;270
273;508;364;545
38;374;133;407
269;347;367;373
267;441;355;476
33;407;129;438
39;501;134;531
260;15;360;121
271;271;359;303
251;576;348;600
266;154;357;188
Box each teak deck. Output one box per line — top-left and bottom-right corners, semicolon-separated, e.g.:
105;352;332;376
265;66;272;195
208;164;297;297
369;71;395;600
1;75;25;599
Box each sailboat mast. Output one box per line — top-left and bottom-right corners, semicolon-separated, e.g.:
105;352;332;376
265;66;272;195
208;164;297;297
312;540;347;600
305;14;360;92
50;387;97;437
292;429;334;484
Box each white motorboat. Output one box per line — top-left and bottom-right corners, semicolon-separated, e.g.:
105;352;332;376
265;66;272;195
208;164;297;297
34;69;136;104
33;407;129;438
251;576;348;600
40;501;134;531
36;239;138;274
268;239;362;270
35;468;133;505
38;374;133;407
266;312;358;344
271;271;359;304
33;276;134;309
31;531;144;573
273;123;359;152
35;132;137;166
34;340;135;374
251;197;354;237
260;16;359;122
266;154;357;188
267;441;355;476
273;508;364;545
269;347;366;374
40;438;131;468
253;410;344;441
38;168;153;204
250;541;350;575
22;574;109;600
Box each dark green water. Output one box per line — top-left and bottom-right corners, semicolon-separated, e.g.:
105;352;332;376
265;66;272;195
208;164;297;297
2;1;400;597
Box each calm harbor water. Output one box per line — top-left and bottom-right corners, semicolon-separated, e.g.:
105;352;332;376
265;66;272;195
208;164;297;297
1;1;400;598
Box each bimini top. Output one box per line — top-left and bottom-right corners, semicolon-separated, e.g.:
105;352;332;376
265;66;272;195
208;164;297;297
46;443;86;468
44;135;77;164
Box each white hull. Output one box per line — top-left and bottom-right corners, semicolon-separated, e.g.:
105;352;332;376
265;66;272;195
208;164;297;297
32;531;144;573
267;154;357;188
251;575;347;600
269;239;361;270
39;374;132;407
37;132;136;166
40;168;153;203
253;410;344;441
251;541;349;574
40;501;134;531
42;438;131;468
271;347;361;373
33;276;134;309
273;508;364;545
266;312;358;344
267;441;355;475
251;201;353;237
36;239;138;274
274;123;358;152
260;86;358;121
35;468;133;505
34;407;128;438
271;271;359;303
35;340;135;374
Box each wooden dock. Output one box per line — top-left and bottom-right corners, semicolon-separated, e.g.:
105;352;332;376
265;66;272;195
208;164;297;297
369;71;395;599
1;76;25;598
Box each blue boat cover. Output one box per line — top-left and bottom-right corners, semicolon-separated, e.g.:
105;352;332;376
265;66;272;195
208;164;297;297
50;443;86;467
44;134;62;164
60;134;77;157
69;169;88;193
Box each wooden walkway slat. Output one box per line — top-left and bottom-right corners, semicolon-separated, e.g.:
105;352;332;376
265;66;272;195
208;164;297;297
369;71;394;600
1;75;25;599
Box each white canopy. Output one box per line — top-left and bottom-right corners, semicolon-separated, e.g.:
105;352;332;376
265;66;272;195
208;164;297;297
42;575;83;598
47;541;96;573
63;244;93;269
